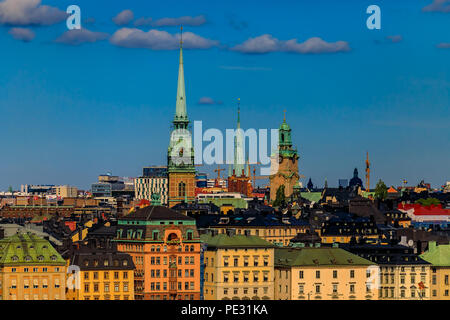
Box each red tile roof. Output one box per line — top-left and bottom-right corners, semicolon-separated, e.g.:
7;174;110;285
398;203;450;216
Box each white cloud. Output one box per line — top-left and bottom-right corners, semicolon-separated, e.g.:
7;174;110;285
0;0;66;25
198;97;223;105
55;28;109;46
152;15;206;27
112;9;134;26
231;34;350;54
110;28;218;50
133;15;206;27
422;0;450;12
8;27;34;41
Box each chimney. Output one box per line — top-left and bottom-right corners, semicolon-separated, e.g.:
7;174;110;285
226;229;236;237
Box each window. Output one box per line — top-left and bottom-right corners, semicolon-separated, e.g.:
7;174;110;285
333;284;338;293
350;284;355;294
316;271;320;279
234;258;238;267
178;182;186;197
333;270;337;278
104;283;110;292
298;284;304;294
350;270;355;278
299;270;304;279
315;285;320;294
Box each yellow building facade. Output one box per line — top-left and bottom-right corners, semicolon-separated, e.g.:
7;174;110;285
420;242;450;300
202;234;275;300
274;247;379;300
0;233;66;300
66;244;135;300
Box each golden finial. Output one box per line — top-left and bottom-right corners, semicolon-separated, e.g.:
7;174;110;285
283;109;286;121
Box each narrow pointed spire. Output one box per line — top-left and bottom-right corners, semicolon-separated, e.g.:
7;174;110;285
233;98;244;176
175;25;187;123
237;98;241;129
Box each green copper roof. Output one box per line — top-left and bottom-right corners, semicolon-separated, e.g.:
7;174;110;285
279;119;290;131
201;234;275;248
0;233;65;266
275;247;373;267
420;242;450;267
197;197;248;209
300;192;322;203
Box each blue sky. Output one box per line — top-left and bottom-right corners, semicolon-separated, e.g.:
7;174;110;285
0;0;449;190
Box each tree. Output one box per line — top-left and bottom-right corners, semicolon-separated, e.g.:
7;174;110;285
374;179;388;201
272;185;286;207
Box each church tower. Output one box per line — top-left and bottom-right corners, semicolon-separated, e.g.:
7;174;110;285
227;100;252;196
269;112;299;201
167;27;196;207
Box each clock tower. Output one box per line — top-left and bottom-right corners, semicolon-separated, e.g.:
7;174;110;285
269;112;299;202
167;29;196;207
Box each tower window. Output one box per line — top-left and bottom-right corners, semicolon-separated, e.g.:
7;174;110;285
178;182;186;197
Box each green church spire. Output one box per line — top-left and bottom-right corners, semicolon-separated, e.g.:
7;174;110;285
278;110;298;158
174;26;188;126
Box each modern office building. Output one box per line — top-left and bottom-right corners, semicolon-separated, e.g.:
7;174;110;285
134;166;168;206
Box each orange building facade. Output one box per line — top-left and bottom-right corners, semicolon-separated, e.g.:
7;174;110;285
115;205;201;300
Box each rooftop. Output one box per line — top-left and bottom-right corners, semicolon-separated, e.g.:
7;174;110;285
122;205;194;221
275;247;373;267
201;234;274;249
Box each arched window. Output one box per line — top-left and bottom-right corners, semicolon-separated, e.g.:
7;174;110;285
281;133;284;142
178;182;186;197
168;233;178;241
